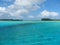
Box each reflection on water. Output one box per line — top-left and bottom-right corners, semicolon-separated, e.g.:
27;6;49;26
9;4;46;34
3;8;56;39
0;22;60;45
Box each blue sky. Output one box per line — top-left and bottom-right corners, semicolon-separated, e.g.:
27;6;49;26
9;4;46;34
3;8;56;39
0;0;60;20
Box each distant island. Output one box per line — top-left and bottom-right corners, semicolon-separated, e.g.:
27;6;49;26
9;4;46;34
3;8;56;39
41;18;60;21
0;19;23;21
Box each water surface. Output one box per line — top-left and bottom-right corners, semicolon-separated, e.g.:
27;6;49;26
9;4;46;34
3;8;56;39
0;21;60;45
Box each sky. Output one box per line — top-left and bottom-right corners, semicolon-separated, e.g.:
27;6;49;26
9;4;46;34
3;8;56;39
0;0;60;20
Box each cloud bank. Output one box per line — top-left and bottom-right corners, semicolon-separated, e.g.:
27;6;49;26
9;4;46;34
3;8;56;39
38;10;59;18
0;0;46;19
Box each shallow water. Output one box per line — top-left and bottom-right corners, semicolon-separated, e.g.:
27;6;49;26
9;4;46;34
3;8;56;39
0;21;60;45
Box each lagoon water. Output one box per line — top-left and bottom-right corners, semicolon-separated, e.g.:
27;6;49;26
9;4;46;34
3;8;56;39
0;21;60;45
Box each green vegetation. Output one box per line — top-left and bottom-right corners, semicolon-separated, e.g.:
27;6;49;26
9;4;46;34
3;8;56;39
0;19;23;21
41;18;60;21
41;18;53;21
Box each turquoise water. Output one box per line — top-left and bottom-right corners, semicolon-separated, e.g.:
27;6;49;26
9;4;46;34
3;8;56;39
0;21;60;45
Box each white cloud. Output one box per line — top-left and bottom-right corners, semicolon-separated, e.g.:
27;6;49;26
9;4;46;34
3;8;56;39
28;15;34;18
51;12;59;16
39;10;59;18
15;0;32;6
41;10;50;17
9;9;29;16
15;0;46;6
0;7;7;16
31;5;40;11
0;7;6;12
0;0;46;19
